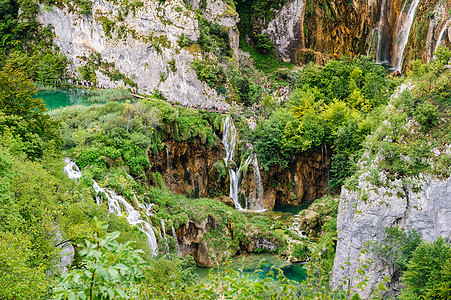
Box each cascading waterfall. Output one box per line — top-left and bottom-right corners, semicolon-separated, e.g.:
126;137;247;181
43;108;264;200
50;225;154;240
245;153;265;211
221;116;265;211
367;28;378;57
172;225;180;256
433;20;450;59
165;146;171;190
64;157;82;179
92;180;159;256
161;219;169;254
64;158;159;256
222;116;242;209
392;0;421;71
376;0;390;64
286;213;308;262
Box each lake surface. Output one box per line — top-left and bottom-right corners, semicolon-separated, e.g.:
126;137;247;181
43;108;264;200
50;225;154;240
196;253;307;283
273;201;313;215
36;89;92;110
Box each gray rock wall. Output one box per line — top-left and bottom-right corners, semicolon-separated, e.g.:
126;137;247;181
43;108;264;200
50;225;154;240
330;174;451;298
36;0;236;106
262;0;306;62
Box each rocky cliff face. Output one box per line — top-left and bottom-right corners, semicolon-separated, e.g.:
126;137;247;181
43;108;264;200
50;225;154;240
175;215;227;267
258;0;450;68
173;212;280;267
404;0;451;65
258;147;331;208
330;173;451;298
36;0;237;104
149;137;227;198
151;134;330;209
256;0;387;63
262;0;306;62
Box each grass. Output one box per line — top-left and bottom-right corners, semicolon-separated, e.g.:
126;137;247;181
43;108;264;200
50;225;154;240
239;40;293;74
87;88;134;103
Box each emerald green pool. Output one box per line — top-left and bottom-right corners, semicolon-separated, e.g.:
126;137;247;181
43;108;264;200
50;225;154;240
36;89;92;110
196;253;307;283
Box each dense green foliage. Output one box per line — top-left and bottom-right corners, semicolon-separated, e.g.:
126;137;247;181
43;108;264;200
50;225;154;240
55;221;148;299
0;0;68;84
49;98;220;182
370;227;422;290
0;69;61;159
347;47;451;190
400;237;451;299
245;57;391;191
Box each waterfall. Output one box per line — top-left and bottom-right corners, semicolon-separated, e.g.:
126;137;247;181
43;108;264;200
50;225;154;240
165;146;171;190
161;219;169;254
221;116;265;211
222;115;237;163
433;21;450;59
64;158;159;256
392;0;421;71
64;157;82;179
376;0;390;64
367;27;378;57
92;180;159;256
222;116;242;209
172;225;180;256
245;153;265;211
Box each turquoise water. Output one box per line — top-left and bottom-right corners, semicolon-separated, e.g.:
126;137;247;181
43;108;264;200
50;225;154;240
36;89;92;110
273;200;313;215
196;253;307;283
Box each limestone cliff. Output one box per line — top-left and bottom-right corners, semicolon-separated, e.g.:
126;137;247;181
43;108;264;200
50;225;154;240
252;147;330;208
329;80;451;297
172;212;281;267
330;174;451;298
403;0;451;65
36;0;237;104
252;0;450;69
261;0;306;62
148;137;227;198
149;126;330;209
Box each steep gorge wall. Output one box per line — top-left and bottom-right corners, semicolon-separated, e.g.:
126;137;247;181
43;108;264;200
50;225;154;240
330;174;451;298
36;0;237;104
149;130;331;209
148;137;227;198
256;0;450;68
403;0;451;65
242;147;331;209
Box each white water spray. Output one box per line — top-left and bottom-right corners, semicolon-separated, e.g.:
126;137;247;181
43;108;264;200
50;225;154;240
64;157;82;179
392;0;421;71
63;158;159;256
433;20;450;59
172;225;180;256
376;0;390;64
161;219;169;254
221;116;265;211
92;180;159;256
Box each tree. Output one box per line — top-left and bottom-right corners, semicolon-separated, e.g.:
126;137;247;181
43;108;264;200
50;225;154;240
400;237;451;299
0;231;48;299
54;220;149;300
0;69;61;158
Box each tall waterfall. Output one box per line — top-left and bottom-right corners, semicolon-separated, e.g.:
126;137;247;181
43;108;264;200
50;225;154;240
375;0;390;64
172;225;180;256
433;21;450;59
165;146;171;190
221;116;264;210
161;219;169;254
392;0;421;71
64;158;159;256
